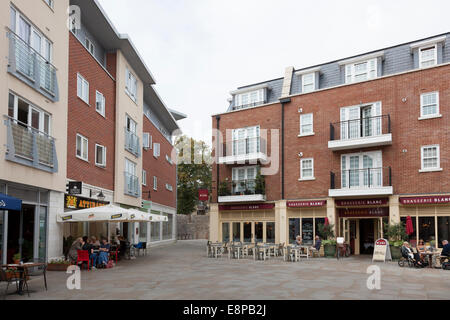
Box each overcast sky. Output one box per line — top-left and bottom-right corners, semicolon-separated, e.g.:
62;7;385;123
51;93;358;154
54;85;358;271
98;0;450;145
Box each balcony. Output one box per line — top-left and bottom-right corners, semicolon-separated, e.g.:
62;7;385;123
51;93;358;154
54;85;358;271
328;115;392;151
124;172;140;197
218;137;267;164
218;179;266;203
124;128;140;157
4;116;58;173
7;30;58;101
329;167;393;197
231;101;265;111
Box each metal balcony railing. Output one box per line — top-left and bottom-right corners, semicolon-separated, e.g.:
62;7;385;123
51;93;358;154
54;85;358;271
221;137;266;158
232;101;265;111
7;30;58;100
124;128;140;157
330;167;392;190
4;116;58;173
330;115;391;141
218;179;265;197
124;172;140;197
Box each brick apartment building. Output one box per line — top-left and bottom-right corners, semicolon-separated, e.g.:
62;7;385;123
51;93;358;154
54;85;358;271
210;33;450;255
0;0;185;264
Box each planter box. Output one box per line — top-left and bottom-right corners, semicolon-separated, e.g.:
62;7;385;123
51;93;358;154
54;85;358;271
390;245;402;260
47;264;71;272
324;244;336;258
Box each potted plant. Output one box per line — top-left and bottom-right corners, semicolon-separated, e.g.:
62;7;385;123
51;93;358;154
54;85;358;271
384;222;407;260
317;223;336;258
47;259;72;272
218;181;231;197
13;253;21;264
254;174;265;195
4;268;22;280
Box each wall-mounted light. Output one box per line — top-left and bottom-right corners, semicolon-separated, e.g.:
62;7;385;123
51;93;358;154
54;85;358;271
298;152;303;157
298;108;303;113
97;190;105;201
402;98;407;103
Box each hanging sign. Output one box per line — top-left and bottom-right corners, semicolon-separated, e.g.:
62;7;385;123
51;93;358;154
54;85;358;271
199;189;209;202
372;238;392;262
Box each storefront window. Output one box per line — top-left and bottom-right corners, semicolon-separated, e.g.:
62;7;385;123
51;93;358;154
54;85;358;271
222;223;230;243
39;207;47;261
266;222;275;243
438;217;450;248
151;221;161;242
401;217;417;243
243;222;252;243
314;218;325;239
418;217;435;244
139;222;148;242
302;218;314;245
232;222;240;242
289;219;300;244
255;222;263;243
162;213;172;240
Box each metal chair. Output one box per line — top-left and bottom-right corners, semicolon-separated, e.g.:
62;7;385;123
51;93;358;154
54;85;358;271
28;258;48;291
1;266;20;299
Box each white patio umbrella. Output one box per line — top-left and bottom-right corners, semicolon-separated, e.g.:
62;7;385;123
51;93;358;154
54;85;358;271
57;204;134;223
128;209;168;222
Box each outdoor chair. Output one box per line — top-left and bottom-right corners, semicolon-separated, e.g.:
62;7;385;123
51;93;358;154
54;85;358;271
109;247;119;263
76;250;90;271
1;266;20;299
206;241;212;258
28;258;48;291
134;242;147;256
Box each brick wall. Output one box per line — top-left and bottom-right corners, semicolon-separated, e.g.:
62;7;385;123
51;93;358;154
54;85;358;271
142;116;177;208
212;64;450;201
67;33;116;190
177;214;209;240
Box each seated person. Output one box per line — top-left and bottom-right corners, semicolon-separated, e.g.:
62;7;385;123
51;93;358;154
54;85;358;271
295;236;302;246
310;236;322;254
442;240;450;257
68;237;83;264
82;237;98;268
90;236;100;247
97;238;111;267
417;239;426;253
401;242;423;266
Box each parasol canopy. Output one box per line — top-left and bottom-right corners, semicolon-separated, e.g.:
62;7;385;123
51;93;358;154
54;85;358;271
405;216;414;236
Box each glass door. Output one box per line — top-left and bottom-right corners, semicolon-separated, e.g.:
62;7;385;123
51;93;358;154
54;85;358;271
222;222;230;243
255;222;263;243
243;222;252;243
232;222;241;243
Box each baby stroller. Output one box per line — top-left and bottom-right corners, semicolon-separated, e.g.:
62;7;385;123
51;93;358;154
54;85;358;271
398;246;425;268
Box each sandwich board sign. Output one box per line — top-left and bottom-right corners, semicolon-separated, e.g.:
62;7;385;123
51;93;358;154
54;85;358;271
372;238;392;262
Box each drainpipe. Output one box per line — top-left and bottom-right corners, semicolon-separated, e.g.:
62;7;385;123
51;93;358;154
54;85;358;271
215;116;221;202
279;97;291;200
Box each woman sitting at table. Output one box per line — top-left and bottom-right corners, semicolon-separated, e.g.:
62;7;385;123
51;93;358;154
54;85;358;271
68;237;83;263
295;236;303;246
97;238;111;267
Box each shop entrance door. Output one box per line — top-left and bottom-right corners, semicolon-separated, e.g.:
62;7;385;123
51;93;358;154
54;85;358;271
359;219;375;255
7;204;35;263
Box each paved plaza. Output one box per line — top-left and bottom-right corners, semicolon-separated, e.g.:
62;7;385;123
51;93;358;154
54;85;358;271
3;240;450;300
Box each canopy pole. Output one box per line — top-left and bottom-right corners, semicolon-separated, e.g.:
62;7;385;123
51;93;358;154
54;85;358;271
108;222;111;243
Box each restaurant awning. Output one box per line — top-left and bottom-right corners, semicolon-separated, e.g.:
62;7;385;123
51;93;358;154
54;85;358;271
0;193;22;211
58;204;151;223
57;205;168;223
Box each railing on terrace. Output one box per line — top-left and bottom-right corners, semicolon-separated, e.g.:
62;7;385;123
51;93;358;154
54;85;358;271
330;115;391;141
221;137;266;158
218;179;265;197
330;167;392;190
124;128;140;157
124;172;139;197
4;116;58;173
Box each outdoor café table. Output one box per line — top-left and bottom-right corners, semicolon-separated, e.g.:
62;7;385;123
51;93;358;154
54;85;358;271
420;252;438;268
228;243;243;259
285;246;302;262
299;246;310;260
253;244;271;261
210;243;224;258
2;263;47;296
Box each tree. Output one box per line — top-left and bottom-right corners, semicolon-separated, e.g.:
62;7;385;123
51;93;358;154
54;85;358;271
175;135;212;215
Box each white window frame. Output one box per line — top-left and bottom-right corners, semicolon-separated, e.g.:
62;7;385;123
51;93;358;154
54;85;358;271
300;158;315;181
85;37;95;56
95;91;105;117
166;154;173;165
43;0;54;9
419;91;441;120
299;113;314;137
142;170;147;186
419;45;437;69
77;73;89;104
420;145;442;172
143;133;152;150
153;143;161;158
166;184;173;192
125;68;138;102
95;144;106;167
302;73;315;93
153;176;158;191
76;134;88;162
235;89;265;108
345;58;378;84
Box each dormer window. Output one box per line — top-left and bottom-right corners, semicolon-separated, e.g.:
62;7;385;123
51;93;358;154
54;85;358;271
302;73;315;93
231;84;268;110
419;45;437;68
345;58;377;84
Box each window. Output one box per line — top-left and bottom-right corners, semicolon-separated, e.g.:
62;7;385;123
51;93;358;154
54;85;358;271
8;92;51;135
95;91;105;116
232;126;260;156
166;184;173;192
85;38;95;55
300;113;314;136
143;133;152;149
419;46;437;68
77;74;89;104
125;68;138;102
232;166;258;194
125;158;137;175
95;144;106;167
142;170;147;186
341;151;383;188
345;59;377;84
153;176;158;191
421;145;441;172
420;92;440;118
300;158;314;180
76;134;88;161
153;143;161;158
235;89;265;108
166;155;173;165
126;116;137;134
302;73;315;93
44;0;54;8
340;102;382;139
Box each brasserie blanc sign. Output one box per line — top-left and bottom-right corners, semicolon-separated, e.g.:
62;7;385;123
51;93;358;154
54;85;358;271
400;196;450;205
